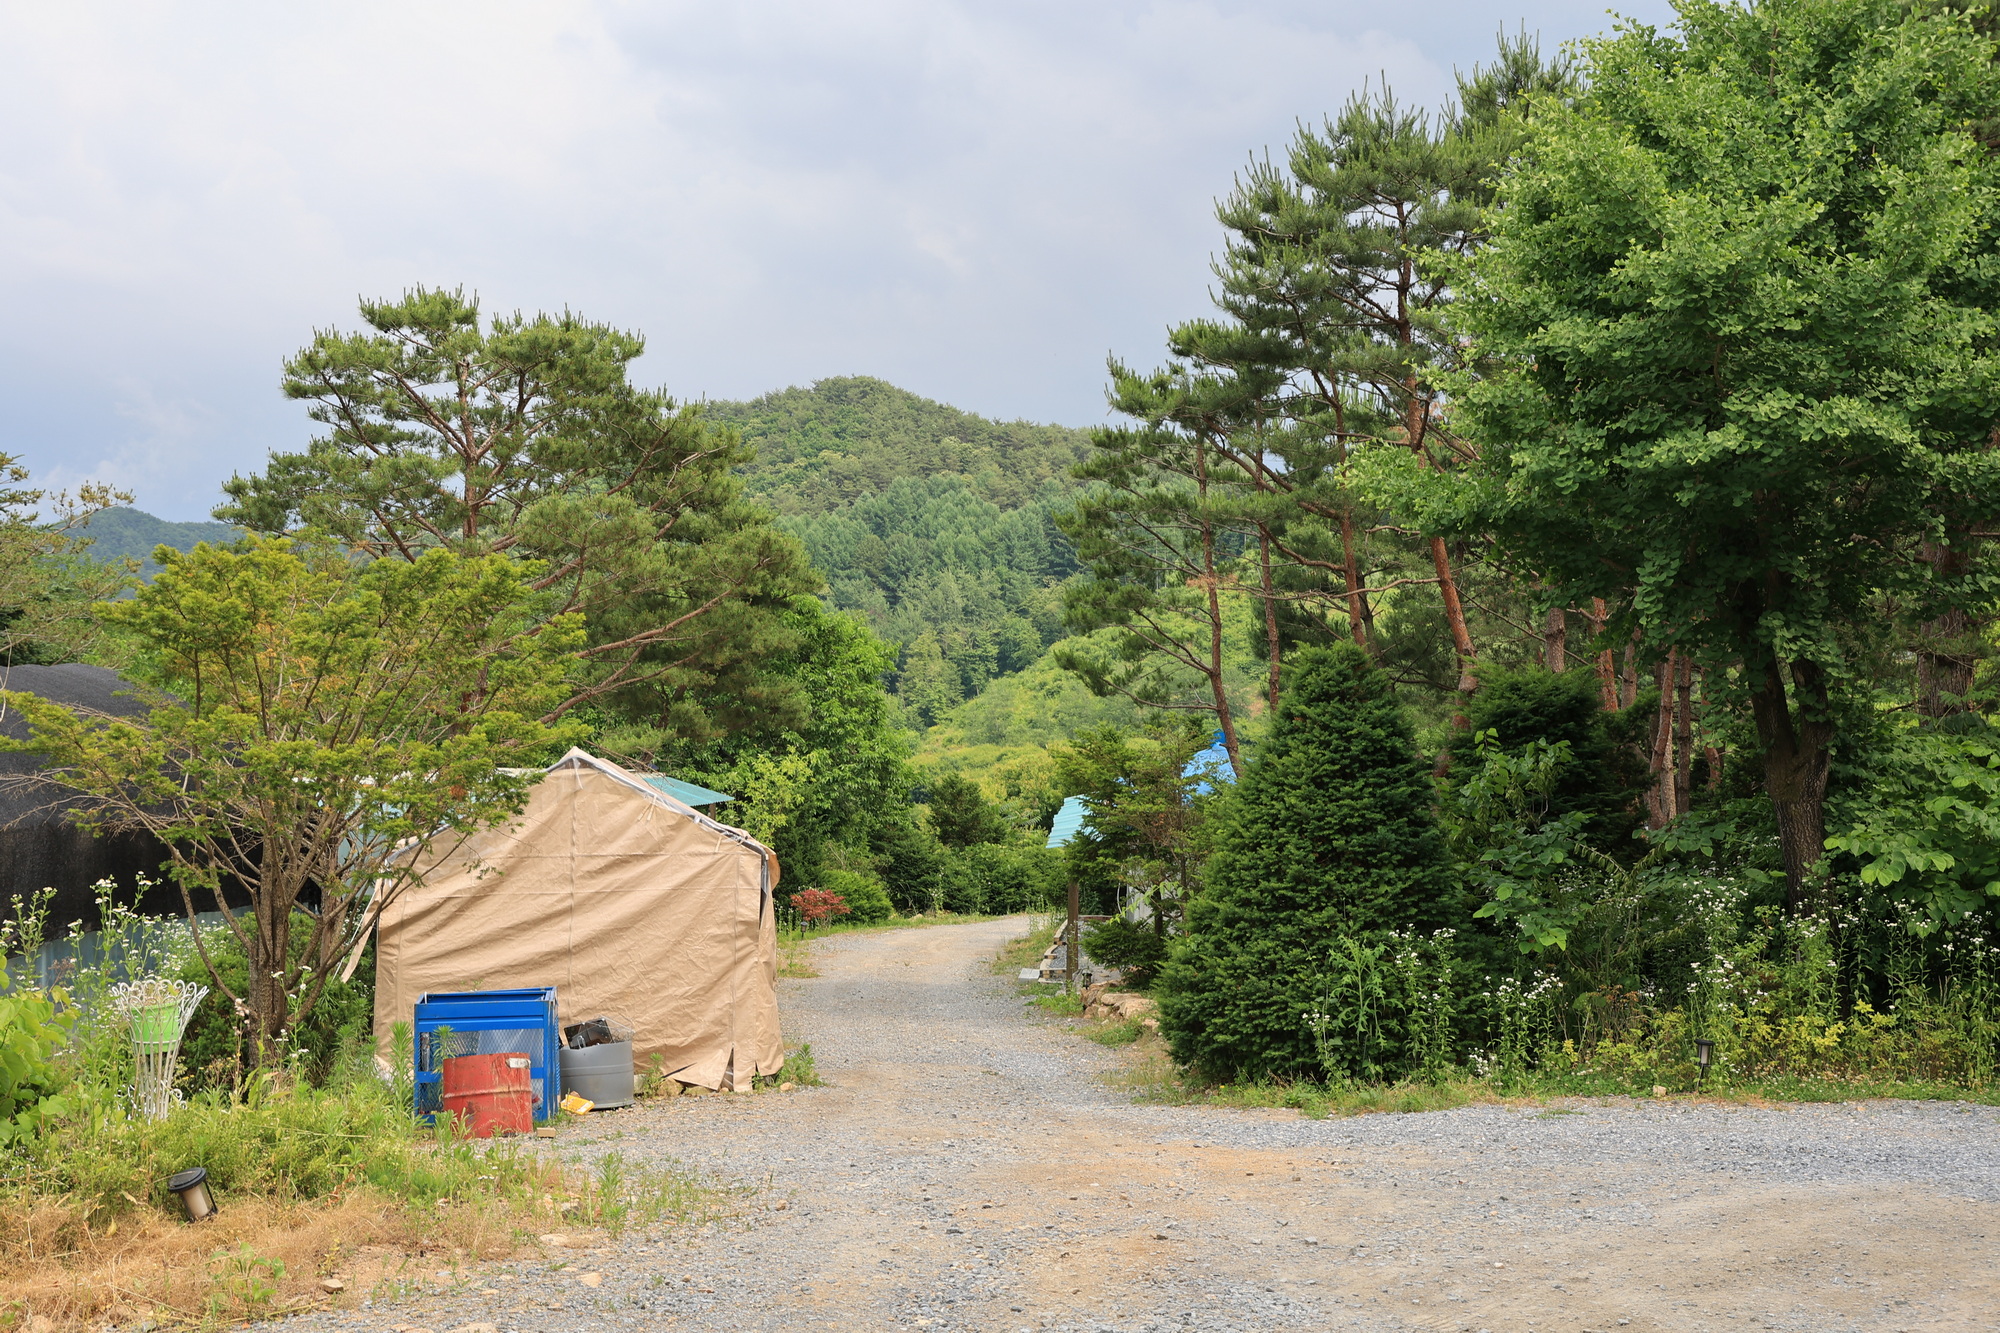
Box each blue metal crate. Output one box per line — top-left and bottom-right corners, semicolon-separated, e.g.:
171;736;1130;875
411;987;561;1123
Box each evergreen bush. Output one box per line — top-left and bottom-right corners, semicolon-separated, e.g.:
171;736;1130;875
819;869;894;924
1155;644;1452;1082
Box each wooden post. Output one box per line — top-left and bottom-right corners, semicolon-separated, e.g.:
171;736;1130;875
1065;880;1080;996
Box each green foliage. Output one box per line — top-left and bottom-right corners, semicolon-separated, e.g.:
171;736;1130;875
651;597;912;893
937;843;1062;916
2;537;580;1062
77;507;243;580
0;454;137;667
1463;664;1643;848
923;771;1009;849
218;286;818;737
1053;717;1218;924
1828;726;2000;934
710;376;1090;517
706;378;1085;725
1447;734;1602;953
818;869;893;925
1442;0;2000;900
175;915;375;1091
1080;916;1168;984
0;963;74;1146
1156;645;1452;1081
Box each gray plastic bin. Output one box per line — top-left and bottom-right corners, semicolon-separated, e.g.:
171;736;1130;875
558;1040;635;1109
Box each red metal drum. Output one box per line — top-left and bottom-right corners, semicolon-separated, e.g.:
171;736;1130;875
439;1052;534;1137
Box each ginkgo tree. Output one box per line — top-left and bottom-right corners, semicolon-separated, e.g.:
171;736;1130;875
1444;0;2000;910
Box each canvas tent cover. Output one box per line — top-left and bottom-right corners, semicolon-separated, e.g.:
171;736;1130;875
371;749;783;1091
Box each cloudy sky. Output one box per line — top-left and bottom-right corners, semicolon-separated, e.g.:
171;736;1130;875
0;1;1672;520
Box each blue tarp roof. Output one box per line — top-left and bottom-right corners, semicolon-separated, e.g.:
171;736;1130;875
1183;737;1235;794
1045;795;1089;849
1045;734;1236;848
642;774;735;807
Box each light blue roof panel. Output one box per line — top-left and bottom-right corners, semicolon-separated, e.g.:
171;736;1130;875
643;774;735;806
1045;794;1088;848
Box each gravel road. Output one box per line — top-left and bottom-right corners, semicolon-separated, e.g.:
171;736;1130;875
286;916;2000;1333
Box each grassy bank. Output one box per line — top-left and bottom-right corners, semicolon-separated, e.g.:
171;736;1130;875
0;1062;738;1331
994;928;2000;1120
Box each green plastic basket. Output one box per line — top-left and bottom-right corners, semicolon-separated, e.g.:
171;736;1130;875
132;1002;181;1044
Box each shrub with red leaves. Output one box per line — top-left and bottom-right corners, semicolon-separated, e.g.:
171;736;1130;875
791;888;851;927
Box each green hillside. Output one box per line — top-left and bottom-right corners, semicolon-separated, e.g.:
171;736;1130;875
708;375;1092;516
80;508;243;576
712;378;1093;727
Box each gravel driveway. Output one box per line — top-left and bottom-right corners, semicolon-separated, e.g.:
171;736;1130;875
287;916;2000;1333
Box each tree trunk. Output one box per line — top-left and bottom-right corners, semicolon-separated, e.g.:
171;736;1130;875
1543;606;1567;672
1194;438;1243;774
1748;651;1834;913
1916;540;1977;717
1619;626;1641;711
1588;598;1619;710
1258;527;1282;712
249;906;292;1068
1673;653;1695;817
1339;507;1372;646
1644;652;1676;828
1430;535;1477;711
1404;389;1475;715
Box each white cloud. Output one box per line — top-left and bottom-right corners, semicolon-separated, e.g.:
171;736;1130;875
0;0;1672;517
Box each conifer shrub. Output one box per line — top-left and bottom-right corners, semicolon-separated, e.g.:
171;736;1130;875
1155;644;1452;1082
820;869;894;923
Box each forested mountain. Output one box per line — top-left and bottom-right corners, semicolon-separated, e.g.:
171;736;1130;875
709;375;1090;516
80;508;241;576
711;378;1091;726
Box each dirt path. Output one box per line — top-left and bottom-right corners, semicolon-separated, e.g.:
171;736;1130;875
292;916;2000;1333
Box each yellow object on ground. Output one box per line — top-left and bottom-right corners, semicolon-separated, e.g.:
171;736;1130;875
560;1091;595;1115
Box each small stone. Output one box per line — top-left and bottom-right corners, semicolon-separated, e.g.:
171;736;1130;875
318;1277;346;1293
1153;1232;1170;1240
1303;1237;1321;1245
778;1081;796;1092
577;1272;603;1287
945;1226;964;1234
27;1318;54;1333
534;1127;558;1139
1653;1085;1669;1098
442;1325;499;1333
538;1233;572;1247
773;1199;790;1210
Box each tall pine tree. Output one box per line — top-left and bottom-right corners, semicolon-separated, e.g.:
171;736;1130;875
1156;643;1450;1081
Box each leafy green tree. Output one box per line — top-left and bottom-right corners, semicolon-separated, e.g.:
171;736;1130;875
637;596;915;894
1445;0;2000;908
1069;32;1576;734
1155;645;1451;1081
216;288;817;734
1054;433;1252;770
897;630;964;728
1053;718;1217;926
923;771;1008;849
0;456;136;666
2;538;579;1064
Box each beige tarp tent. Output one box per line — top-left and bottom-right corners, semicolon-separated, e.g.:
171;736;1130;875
370;748;783;1091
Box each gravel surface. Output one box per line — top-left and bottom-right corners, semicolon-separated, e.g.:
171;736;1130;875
283;916;2000;1333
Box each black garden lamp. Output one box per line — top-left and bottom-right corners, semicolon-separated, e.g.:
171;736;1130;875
167;1166;216;1221
1694;1038;1715;1086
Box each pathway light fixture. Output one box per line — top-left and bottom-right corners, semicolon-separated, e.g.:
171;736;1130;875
167;1166;215;1221
1694;1038;1715;1087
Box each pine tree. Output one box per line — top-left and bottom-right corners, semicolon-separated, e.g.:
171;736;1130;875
1155;643;1450;1081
